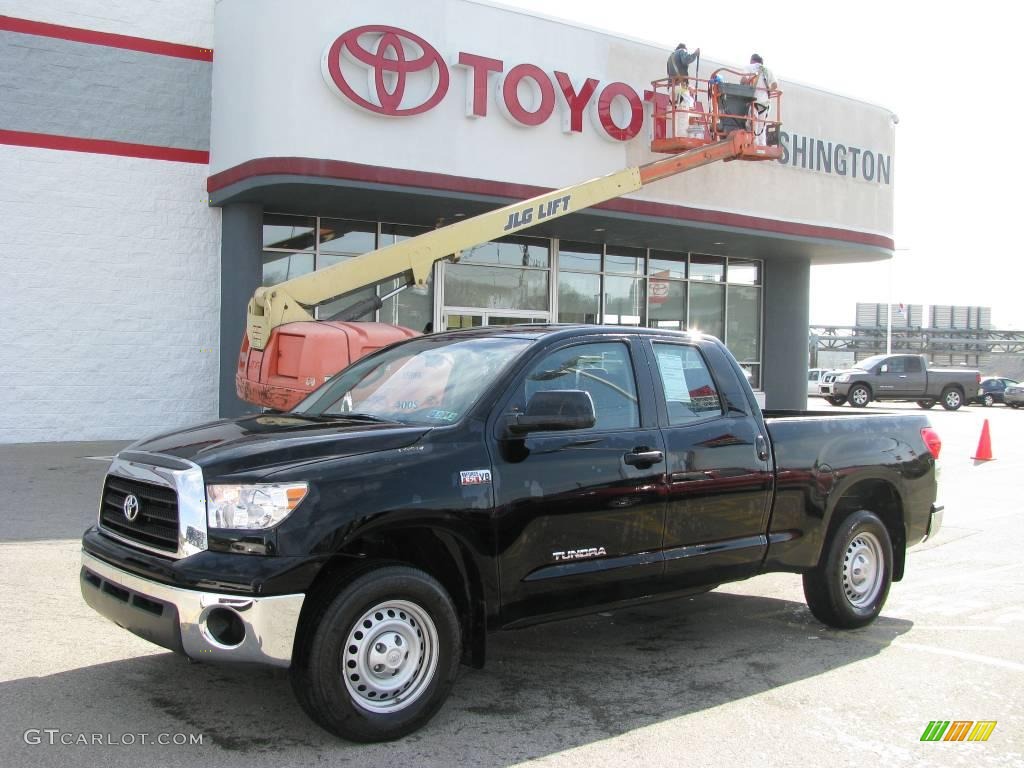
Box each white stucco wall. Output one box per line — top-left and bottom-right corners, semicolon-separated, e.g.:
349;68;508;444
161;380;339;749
0;146;221;443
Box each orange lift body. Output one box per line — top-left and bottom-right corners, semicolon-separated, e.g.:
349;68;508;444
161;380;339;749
236;321;418;412
236;69;781;412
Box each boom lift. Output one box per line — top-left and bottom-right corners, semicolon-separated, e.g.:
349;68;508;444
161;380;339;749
238;70;782;410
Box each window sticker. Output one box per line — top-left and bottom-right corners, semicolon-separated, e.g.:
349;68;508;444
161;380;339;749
427;409;459;422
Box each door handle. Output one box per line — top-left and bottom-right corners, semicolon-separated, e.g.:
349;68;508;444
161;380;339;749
755;434;769;462
624;449;664;468
898;375;908;378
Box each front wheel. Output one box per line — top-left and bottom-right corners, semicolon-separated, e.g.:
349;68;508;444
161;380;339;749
803;510;893;628
290;566;462;742
941;387;964;411
848;384;871;408
917;399;937;409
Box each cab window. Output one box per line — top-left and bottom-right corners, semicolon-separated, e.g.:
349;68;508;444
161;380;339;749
652;343;723;425
509;342;640;431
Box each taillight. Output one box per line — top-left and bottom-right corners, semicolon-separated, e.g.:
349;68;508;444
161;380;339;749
976;373;981;385
921;427;942;459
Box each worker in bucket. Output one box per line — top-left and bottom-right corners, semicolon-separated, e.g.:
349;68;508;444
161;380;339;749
743;53;779;145
667;43;700;138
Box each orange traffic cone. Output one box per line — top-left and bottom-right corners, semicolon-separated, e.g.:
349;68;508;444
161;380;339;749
972;419;994;461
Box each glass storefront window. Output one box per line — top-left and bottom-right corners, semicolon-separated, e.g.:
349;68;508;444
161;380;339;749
263;214;316;251
461;236;549;268
726;285;761;362
647;278;687;330
690;254;725;282
318;286;377;321
558;241;602;272
648;250;687;279
261;251;313;287
558;271;600;323
604;246;645;275
380;279;433;333
381;223;430;246
444;263;548;311
689;282;724;340
727;258;761;285
603;275;644;326
318;218;376;254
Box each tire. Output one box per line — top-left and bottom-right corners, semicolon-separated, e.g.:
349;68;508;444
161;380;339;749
940;386;964;411
826;396;846;406
290;566;461;742
982;394;995;407
847;384;871;408
916;399;937;409
802;510;893;629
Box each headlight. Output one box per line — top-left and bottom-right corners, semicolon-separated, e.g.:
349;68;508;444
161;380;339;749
206;483;308;530
835;373;851;383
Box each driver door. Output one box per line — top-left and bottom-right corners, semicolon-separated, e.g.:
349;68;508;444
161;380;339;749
491;337;667;626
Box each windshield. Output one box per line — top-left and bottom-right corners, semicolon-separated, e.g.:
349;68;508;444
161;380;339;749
293;335;533;426
854;355;888;371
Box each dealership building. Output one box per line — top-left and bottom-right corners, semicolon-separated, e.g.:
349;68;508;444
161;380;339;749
0;0;895;443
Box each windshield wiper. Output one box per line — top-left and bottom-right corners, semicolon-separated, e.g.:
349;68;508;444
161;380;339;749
312;412;399;424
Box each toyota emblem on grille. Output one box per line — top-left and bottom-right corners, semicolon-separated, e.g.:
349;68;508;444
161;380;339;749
123;494;140;522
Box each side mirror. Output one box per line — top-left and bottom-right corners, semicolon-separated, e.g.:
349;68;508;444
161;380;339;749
503;390;596;436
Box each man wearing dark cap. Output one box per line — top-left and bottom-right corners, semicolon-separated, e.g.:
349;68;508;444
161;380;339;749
667;43;700;86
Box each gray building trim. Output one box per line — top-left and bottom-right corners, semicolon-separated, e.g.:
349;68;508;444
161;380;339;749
0;30;211;150
762;257;811;410
219;203;263;418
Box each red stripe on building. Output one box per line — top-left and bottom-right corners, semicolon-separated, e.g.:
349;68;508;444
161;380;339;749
0;130;209;164
207;157;895;250
0;15;213;61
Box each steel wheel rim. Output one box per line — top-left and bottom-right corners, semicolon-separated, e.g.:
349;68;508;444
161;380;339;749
342;600;439;713
842;531;884;609
852;388;868;406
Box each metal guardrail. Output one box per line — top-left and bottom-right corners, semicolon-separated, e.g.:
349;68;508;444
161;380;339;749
808;326;1024;367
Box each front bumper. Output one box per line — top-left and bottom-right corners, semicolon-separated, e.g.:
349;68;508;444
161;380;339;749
81;551;305;667
925;504;944;541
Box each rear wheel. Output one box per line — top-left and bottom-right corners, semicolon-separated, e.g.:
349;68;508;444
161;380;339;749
916;399;937;409
982;393;995;407
848;384;871;408
827;396;846;406
803;510;893;629
290;566;461;742
940;386;964;411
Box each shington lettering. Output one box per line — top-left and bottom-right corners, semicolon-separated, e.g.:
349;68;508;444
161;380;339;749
778;132;891;184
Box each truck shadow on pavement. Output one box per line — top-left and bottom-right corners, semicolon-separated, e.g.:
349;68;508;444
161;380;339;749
3;591;912;765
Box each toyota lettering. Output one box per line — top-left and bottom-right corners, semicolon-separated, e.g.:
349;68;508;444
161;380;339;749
321;25;650;141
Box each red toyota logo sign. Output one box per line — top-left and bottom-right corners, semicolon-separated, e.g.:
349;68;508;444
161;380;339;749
322;25;449;116
321;25;649;142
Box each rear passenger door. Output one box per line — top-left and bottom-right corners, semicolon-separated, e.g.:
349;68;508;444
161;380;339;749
893;355;926;396
491;337;667;626
644;339;772;589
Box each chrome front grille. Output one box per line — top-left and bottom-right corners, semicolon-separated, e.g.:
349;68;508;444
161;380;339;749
97;452;209;559
100;476;179;553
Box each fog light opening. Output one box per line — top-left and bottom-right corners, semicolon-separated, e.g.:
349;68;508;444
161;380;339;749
204;607;246;648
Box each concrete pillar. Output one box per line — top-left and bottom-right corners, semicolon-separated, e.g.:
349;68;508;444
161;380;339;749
762;257;810;410
218;202;263;418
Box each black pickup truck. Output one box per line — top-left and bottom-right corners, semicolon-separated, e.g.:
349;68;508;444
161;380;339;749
80;326;944;742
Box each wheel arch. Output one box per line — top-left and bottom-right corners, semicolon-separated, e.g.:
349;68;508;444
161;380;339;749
822;476;907;581
296;526;490;669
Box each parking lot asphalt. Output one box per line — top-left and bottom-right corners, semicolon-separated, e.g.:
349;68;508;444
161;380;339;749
1;402;1022;767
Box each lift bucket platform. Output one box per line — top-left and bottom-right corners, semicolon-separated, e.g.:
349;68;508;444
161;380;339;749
650;68;783;161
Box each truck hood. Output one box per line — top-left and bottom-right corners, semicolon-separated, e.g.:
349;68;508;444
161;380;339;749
124;415;431;477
